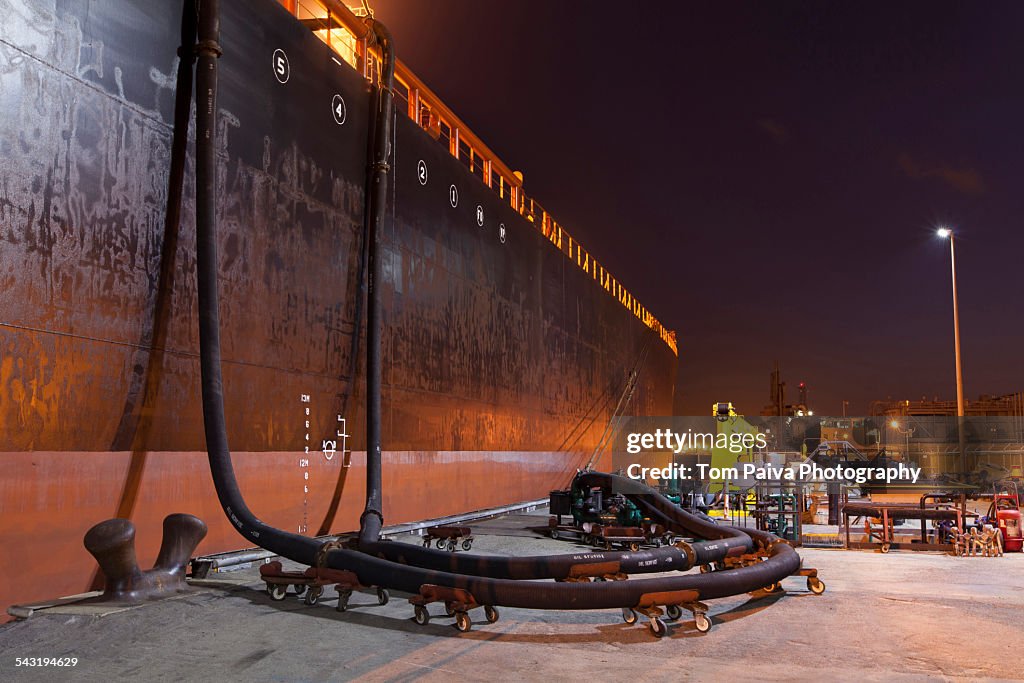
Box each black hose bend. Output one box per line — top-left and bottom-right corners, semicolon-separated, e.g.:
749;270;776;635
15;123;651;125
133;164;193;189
355;468;754;578
324;542;800;610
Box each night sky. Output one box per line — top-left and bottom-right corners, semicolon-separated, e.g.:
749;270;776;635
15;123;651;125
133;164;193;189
367;0;1024;416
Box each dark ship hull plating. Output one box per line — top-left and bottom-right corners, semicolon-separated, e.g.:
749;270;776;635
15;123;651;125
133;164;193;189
0;0;677;616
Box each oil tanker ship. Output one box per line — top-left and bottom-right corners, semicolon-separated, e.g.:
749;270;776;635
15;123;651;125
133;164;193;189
0;0;677;617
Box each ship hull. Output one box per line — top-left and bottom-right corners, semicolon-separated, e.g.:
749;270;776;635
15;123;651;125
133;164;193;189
0;0;677;616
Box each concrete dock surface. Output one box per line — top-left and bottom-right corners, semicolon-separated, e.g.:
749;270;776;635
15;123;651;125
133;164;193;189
3;509;1024;682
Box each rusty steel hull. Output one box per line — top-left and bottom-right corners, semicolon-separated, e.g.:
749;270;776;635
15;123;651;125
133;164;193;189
0;0;677;617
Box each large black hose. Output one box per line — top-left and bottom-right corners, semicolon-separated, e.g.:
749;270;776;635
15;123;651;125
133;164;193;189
193;0;803;613
361;539;693;579
330;542;799;609
359;18;395;544
196;0;316;568
356;469;753;578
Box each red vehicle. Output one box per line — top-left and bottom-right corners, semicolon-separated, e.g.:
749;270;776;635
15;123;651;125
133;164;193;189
988;483;1023;552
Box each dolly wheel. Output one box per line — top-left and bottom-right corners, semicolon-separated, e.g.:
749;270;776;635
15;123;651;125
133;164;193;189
268;584;287;601
455;612;472;632
880;543;891;554
699;564;712;574
336;591;351;612
665;604;682;621
622;608;638;625
436;538;447;549
413;605;429;625
377;588;390;606
462;540;473;551
422;538;431;547
447;539;457;552
649;618;668;638
808;577;826;595
763;582;780;593
484;605;499;623
304;586;322;606
694;613;712;633
550;529;561;540
629;542;641;552
292;584;307;597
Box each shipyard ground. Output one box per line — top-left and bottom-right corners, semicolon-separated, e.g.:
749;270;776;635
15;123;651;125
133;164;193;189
3;509;1023;682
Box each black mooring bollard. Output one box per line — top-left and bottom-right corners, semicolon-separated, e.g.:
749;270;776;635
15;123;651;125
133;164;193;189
84;513;207;602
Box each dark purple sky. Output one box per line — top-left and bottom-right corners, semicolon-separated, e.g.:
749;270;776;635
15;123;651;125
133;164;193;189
368;0;1024;416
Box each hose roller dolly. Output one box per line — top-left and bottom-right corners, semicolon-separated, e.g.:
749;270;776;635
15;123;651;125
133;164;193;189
409;584;499;632
422;526;475;551
259;561;390;610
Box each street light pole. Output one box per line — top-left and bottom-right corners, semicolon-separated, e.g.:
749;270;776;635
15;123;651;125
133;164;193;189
937;227;967;477
937;228;965;417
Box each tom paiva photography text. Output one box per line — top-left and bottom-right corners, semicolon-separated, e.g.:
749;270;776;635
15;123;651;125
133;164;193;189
626;461;922;484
